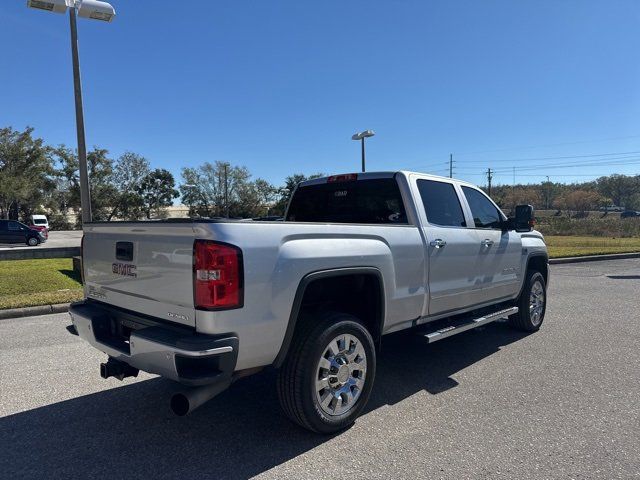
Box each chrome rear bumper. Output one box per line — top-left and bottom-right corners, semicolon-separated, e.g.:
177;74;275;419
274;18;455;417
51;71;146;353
69;300;238;386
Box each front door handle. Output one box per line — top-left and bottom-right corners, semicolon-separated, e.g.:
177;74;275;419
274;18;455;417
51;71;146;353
430;239;447;248
481;239;494;247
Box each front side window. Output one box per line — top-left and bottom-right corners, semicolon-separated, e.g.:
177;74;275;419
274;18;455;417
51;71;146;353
8;221;22;231
417;179;466;227
462;186;503;229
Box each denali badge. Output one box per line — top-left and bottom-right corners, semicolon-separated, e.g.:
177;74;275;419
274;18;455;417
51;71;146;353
112;263;137;277
167;312;189;322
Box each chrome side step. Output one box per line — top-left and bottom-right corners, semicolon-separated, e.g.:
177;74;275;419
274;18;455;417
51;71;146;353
421;306;518;344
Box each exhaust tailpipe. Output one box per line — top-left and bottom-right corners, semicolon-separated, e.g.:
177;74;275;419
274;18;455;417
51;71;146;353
100;357;139;381
170;380;231;416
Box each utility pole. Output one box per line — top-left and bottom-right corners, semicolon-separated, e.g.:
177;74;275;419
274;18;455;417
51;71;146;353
487;168;493;196
513;166;516;186
546;175;551;209
224;164;229;218
449;154;454;178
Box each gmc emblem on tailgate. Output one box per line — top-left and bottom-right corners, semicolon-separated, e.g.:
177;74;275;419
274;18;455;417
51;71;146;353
112;263;137;277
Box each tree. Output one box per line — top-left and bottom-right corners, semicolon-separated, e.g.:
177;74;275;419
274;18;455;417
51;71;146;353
179;161;264;218
596;174;639;208
500;187;543;214
136;168;179;219
53;145;117;224
272;172;324;215
555;189;603;216
0;127;54;220
107;152;150;220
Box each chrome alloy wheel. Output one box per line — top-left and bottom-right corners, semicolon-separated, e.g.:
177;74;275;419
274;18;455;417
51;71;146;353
529;280;545;326
315;334;367;416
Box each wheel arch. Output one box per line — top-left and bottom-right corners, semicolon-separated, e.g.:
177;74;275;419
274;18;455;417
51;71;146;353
272;267;385;368
518;252;549;299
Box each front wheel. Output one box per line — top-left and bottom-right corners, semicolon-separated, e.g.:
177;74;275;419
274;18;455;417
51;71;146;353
277;312;376;434
27;237;39;246
509;270;547;332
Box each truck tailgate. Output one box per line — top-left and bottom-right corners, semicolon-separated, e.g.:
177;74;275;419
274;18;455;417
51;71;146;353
82;223;196;327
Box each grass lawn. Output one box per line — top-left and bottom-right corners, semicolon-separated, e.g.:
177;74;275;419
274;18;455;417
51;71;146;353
545;236;640;258
0;258;83;310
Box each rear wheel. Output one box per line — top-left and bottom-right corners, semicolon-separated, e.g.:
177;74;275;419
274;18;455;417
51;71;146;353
277;312;376;434
509;270;546;332
27;236;39;246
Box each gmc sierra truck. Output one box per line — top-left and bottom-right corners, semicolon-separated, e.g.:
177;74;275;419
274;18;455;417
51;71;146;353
68;171;548;433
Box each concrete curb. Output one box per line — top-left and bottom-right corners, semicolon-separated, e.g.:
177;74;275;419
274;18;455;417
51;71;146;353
0;303;70;320
0;247;80;261
549;252;640;264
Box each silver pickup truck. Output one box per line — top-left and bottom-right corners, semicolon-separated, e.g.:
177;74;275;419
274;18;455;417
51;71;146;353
69;171;548;433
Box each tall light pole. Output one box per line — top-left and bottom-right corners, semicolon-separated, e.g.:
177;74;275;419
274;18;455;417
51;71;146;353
351;130;375;173
27;0;116;224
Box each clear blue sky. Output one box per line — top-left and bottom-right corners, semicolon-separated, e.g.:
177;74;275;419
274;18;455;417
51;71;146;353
2;0;640;187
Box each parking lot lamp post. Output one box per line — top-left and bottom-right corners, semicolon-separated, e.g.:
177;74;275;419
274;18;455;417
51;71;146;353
351;130;375;173
27;0;116;224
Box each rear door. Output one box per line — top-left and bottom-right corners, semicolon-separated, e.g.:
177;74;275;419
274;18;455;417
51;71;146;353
460;186;522;301
82;222;197;327
412;177;482;315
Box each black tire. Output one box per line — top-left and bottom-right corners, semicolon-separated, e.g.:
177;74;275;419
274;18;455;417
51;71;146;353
27;236;39;247
509;270;547;332
277;311;376;434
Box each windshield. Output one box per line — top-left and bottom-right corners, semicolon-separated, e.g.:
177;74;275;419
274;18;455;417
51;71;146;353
33;219;46;225
286;178;408;224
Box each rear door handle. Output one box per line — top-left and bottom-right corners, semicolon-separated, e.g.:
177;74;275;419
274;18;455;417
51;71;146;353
430;239;447;248
481;239;494;247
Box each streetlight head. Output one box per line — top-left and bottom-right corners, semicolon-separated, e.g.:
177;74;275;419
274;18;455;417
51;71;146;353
78;0;116;22
27;0;69;14
352;130;375;140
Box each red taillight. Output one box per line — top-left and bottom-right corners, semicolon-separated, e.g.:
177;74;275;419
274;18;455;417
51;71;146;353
327;173;358;183
194;240;243;310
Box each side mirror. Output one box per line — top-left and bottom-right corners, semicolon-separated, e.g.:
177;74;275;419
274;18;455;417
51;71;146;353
513;204;535;232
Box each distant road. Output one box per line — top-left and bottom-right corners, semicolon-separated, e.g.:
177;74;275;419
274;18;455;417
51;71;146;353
1;258;639;479
0;230;82;251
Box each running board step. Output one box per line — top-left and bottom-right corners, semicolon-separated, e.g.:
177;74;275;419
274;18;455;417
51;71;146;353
420;306;518;343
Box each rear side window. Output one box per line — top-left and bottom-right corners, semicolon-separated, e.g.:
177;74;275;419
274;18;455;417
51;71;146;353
417;179;466;227
462;186;503;229
286;178;408;224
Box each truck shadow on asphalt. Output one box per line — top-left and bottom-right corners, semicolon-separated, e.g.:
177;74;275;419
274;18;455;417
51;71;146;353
0;322;528;479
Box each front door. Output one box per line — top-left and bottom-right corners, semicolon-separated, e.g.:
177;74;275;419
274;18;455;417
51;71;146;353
460;186;522;301
7;221;25;243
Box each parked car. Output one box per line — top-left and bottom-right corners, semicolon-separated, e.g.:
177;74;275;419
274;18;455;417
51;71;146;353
599;205;625;212
30;214;49;230
0;220;47;246
69;171;548;433
620;210;640;218
27;224;49;239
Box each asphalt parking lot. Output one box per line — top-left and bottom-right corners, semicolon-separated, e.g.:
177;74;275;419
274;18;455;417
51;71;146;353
0;230;82;250
1;258;639;479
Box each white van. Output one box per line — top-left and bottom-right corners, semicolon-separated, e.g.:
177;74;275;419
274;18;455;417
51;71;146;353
30;214;49;230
